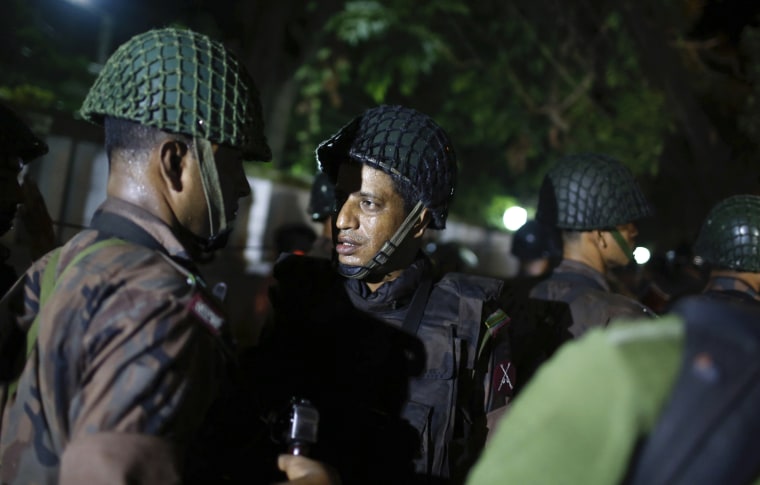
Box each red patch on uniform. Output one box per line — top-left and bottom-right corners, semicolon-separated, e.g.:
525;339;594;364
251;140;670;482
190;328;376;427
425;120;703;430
188;293;225;335
492;359;515;398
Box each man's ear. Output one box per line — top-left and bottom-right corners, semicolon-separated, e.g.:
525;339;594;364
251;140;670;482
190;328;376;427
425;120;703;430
596;230;608;249
159;139;189;192
412;208;432;238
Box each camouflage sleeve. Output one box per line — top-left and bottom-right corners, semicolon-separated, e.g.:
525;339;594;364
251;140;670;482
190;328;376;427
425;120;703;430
60;432;180;485
0;255;49;383
66;284;223;458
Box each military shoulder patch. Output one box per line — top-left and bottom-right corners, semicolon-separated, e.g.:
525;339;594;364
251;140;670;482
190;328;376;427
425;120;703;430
491;358;516;398
188;293;225;335
485;308;511;336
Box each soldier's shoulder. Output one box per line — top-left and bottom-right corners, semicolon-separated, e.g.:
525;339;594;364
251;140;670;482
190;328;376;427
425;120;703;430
59;232;197;292
436;272;504;301
603;291;656;319
605;315;685;349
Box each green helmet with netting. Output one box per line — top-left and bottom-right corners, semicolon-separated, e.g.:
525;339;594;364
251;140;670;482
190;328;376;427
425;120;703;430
80;27;270;161
536;153;651;230
316;104;457;230
695;194;760;272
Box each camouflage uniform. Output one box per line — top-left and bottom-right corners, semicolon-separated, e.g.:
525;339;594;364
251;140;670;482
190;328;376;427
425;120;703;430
0;26;267;485
0;198;228;484
530;259;654;336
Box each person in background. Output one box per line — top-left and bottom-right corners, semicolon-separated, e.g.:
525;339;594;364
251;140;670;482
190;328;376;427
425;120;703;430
0;103;55;294
306;171;337;259
530;153;656;337
467;194;760;485
0;28;336;485
510;219;562;279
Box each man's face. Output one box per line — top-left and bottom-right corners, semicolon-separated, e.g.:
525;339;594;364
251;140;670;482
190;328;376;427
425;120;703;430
333;163;407;268
601;222;638;267
213;144;251;229
182;144;251;240
0;155;23;235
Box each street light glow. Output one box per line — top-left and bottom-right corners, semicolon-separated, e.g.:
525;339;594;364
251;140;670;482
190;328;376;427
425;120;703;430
65;0;94;7
633;246;651;265
503;206;527;231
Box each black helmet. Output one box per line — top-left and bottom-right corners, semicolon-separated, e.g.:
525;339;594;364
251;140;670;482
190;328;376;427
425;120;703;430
695;194;760;272
307;171;336;222
535;153;651;230
511;220;562;261
316;105;457;229
0;104;48;163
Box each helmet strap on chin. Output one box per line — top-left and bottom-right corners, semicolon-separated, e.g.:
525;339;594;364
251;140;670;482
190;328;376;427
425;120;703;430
610;228;634;262
339;201;425;280
192;137;229;252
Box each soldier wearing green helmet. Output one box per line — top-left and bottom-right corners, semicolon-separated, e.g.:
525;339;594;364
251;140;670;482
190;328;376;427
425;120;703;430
467;194;760;485
0;28;335;485
694;194;760;302
530;152;656;336
253;105;513;484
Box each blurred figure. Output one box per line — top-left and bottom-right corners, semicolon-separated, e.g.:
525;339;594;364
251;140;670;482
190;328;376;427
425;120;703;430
275;223;318;256
467;194;760;485
0;103;54;294
693;194;760;305
531;153;656;336
499;217;573;397
305;171;336;259
644;242;709;311
510;219;561;278
425;240;479;277
248;222;318;338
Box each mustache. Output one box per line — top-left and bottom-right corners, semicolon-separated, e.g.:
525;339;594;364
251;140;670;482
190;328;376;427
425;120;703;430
336;231;364;245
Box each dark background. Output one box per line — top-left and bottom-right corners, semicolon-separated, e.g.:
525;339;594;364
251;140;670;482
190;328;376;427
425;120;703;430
4;0;760;256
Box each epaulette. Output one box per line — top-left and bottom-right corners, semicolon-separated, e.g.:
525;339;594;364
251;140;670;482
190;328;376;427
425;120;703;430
157;253;232;355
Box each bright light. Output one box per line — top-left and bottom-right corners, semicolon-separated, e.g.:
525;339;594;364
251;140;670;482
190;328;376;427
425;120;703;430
633;246;651;265
65;0;94;6
503;206;528;231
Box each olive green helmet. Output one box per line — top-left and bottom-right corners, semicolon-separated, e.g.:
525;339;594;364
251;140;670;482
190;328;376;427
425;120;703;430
536;153;651;230
695;194;760;272
316;105;457;230
80;27;271;161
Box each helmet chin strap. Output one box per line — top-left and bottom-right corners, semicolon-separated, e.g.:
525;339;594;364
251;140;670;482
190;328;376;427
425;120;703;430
610;228;634;263
192;137;231;252
339;201;425;280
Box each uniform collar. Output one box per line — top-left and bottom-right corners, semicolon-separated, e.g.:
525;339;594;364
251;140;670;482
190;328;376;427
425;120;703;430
554;259;611;292
91;197;194;263
344;253;432;312
705;276;760;302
